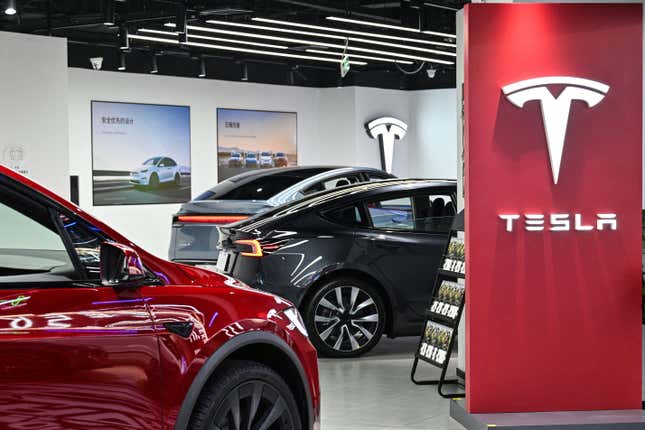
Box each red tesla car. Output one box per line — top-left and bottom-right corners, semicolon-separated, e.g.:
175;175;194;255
0;165;319;430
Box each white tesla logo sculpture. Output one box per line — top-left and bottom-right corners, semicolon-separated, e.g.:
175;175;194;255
365;117;408;174
502;77;610;184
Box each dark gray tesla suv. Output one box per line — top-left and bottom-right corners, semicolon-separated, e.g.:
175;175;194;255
217;179;457;357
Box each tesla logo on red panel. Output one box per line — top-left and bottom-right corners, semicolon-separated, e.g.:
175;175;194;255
502;77;610;184
499;213;617;232
500;77;616;233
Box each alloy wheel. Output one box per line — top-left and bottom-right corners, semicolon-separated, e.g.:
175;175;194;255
210;380;296;430
313;286;380;353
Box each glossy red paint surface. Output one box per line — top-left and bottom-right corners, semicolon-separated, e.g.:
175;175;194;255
464;4;642;413
0;166;320;429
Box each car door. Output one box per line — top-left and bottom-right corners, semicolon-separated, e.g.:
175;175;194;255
355;189;455;334
0;180;163;429
159;158;172;182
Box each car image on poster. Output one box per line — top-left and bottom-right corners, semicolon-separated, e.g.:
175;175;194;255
217;108;297;181
91;101;191;206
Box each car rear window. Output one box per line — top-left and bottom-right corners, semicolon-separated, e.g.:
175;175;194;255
195;168;332;201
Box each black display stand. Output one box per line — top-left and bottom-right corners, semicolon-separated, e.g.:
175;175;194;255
411;211;466;398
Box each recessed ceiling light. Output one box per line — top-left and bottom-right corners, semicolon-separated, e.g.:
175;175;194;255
252;17;456;48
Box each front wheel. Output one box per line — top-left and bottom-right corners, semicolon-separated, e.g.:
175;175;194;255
189;360;302;430
148;173;159;189
304;277;385;358
174;173;181;186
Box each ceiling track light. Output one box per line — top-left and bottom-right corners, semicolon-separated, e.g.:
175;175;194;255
163;24;453;65
327;16;421;34
139;28;289;50
421;29;458;39
4;0;17;15
176;1;187;43
288;68;295;85
199;57;206;78
150;53;158;74
118;26;129;50
205;19;455;57
327;16;457;39
4;0;16;15
128;34;369;66
118;51;126;71
250;17;456;48
305;49;413;65
241;63;248;81
101;0;114;25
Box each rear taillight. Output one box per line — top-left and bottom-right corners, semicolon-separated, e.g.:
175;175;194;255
177;215;249;224
234;239;264;257
234;239;289;258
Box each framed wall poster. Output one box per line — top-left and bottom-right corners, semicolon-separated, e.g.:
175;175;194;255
91;101;191;206
217;108;297;181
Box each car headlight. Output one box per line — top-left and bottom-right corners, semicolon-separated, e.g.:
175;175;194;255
282;307;308;337
140;169;148;173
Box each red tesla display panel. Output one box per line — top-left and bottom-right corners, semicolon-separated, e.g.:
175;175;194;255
464;4;642;413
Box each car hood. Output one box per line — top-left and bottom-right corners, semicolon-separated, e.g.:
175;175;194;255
178;199;274;215
174;263;294;307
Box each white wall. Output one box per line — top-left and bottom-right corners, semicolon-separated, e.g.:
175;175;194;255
68;68;457;257
0;32;69;198
409;89;459;179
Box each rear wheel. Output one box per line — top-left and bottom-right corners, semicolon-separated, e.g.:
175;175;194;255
189;360;302;430
304;277;385;358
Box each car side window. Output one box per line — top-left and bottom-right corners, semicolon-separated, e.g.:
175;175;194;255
164;158;176;167
0;195;77;283
367;197;415;231
321;175;359;190
323;205;365;227
412;194;455;234
366;172;391;181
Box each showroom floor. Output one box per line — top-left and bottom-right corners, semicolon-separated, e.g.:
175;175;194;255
319;337;463;430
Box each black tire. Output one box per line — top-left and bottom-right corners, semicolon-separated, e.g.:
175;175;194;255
189;360;303;430
174;173;181;187
304;277;386;358
148;173;159;189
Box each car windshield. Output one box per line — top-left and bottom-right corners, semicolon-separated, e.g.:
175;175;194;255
143;157;161;166
231;152;240;157
276;152;285;157
247;154;256;159
261;152;271;156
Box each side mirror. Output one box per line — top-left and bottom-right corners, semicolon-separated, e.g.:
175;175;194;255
100;241;146;286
